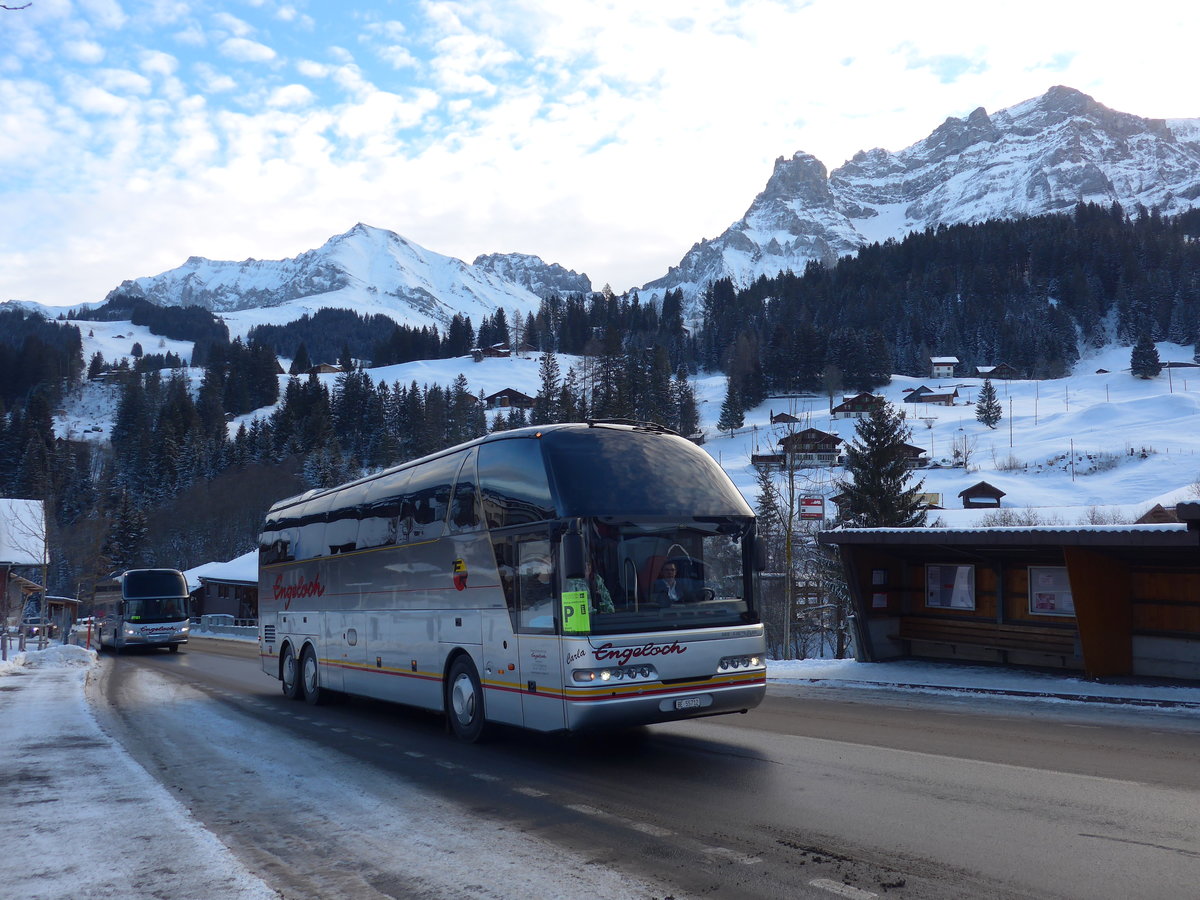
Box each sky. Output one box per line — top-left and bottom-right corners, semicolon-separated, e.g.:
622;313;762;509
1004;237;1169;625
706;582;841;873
2;1;1198;309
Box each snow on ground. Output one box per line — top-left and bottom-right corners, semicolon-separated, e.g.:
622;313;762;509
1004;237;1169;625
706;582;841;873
53;325;1200;527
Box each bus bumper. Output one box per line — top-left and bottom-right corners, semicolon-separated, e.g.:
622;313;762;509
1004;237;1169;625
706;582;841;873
563;679;765;732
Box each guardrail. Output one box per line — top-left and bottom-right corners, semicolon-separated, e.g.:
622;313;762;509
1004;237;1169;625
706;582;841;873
191;615;258;639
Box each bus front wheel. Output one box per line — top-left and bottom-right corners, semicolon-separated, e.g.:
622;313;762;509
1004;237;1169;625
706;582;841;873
301;645;326;706
446;656;486;742
281;644;302;700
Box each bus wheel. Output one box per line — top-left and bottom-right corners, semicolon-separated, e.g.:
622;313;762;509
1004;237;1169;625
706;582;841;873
446;656;486;742
301;645;326;706
168;643;180;654
281;644;303;700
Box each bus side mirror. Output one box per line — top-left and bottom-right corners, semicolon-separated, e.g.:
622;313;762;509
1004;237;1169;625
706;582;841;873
562;530;585;581
753;540;767;573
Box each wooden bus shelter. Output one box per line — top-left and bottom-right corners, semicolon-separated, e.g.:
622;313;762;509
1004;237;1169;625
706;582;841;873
818;520;1200;681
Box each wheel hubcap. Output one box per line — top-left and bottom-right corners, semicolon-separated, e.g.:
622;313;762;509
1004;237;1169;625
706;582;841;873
451;673;476;724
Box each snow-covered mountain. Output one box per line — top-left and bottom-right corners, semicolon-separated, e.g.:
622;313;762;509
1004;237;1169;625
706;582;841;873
645;86;1200;297
471;252;591;297
105;224;557;331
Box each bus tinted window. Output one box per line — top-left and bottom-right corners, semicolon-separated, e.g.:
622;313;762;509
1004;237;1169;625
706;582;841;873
293;495;334;560
358;469;411;549
478;439;554;529
447;449;481;533
325;484;368;554
123;570;188;599
405;453;457;541
541;429;752;518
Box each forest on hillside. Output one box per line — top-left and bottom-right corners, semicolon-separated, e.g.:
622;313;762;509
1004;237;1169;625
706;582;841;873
4;203;1200;595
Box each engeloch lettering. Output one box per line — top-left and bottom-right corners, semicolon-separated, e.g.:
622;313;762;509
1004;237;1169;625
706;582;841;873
592;641;687;666
274;574;326;610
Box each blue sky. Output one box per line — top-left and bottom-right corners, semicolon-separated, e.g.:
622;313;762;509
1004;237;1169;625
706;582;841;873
2;0;1197;307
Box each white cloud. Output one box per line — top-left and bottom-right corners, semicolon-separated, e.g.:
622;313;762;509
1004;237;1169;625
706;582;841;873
97;68;153;94
62;40;105;64
3;0;1200;307
219;38;277;64
212;12;256;39
268;84;315;108
139;50;178;78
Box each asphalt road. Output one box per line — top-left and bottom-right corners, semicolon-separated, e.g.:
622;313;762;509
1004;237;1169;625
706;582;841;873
90;638;1200;900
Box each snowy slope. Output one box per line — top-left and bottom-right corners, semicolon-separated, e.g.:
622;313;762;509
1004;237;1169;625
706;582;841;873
55;328;1200;527
645;86;1200;299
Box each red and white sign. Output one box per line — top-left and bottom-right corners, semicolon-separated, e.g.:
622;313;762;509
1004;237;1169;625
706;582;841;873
800;497;825;520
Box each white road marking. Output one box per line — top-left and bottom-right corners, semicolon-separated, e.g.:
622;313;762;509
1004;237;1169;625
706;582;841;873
809;878;877;899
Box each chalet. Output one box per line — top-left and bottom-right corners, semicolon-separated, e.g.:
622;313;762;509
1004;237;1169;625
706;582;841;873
818;515;1200;682
831;393;884;419
478;343;512;359
750;452;786;469
903;386;958;406
777;428;843;466
930;356;959;378
902;442;929;469
769;410;801;424
484;388;535;411
185;550;258;621
307;363;343;375
958;480;1006;508
975;362;1020;379
1135;504;1178;524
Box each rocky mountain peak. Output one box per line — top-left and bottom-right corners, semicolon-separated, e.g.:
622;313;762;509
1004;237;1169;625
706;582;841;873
644;86;1200;302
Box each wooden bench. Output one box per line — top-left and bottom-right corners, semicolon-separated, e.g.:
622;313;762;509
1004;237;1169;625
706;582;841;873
894;616;1078;659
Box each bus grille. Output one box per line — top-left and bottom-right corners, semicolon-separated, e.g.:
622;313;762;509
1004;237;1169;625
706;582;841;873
262;625;276;644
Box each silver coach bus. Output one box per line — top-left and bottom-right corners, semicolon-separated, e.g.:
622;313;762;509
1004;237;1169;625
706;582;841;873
94;568;191;652
259;422;766;740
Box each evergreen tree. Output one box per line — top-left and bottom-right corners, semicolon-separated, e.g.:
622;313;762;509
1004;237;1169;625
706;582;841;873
1130;334;1162;378
975;378;1002;428
103;491;149;569
716;381;744;434
532;351;561;425
289;342;312;376
673;367;699;438
835;402;927;528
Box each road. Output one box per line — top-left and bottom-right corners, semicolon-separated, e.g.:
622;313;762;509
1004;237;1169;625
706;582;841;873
90;638;1200;900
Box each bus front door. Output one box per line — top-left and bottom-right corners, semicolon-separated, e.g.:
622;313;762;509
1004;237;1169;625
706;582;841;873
513;537;567;731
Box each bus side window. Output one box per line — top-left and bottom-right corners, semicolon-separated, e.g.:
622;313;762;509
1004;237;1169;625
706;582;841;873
478;440;554;530
516;539;555;633
448;449;480;533
407;454;456;540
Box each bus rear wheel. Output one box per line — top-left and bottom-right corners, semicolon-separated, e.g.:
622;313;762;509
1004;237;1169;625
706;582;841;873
281;644;302;700
446;656;486;742
301;645;326;706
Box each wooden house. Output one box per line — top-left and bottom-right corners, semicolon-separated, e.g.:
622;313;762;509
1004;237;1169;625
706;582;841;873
831;393;884;419
778;428;843;466
769;410;801;424
958;480;1006;508
903;386;958;406
484;388;535;411
930;356;959;378
976;362;1020;379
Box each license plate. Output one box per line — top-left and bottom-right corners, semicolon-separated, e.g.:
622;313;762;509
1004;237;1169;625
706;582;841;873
674;697;702;710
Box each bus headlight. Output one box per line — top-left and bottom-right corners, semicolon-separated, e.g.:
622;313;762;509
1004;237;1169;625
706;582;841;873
718;655;763;672
572;665;657;683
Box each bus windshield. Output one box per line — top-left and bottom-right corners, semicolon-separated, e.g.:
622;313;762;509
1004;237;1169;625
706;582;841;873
124;596;189;623
122;570;189;623
574;517;755;635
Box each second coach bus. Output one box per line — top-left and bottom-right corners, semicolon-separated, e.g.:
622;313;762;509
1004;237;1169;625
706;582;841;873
258;421;766;740
94;568;191;652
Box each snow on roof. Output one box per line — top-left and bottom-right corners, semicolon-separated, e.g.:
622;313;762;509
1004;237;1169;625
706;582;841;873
930;356;959;364
183;550;258;592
